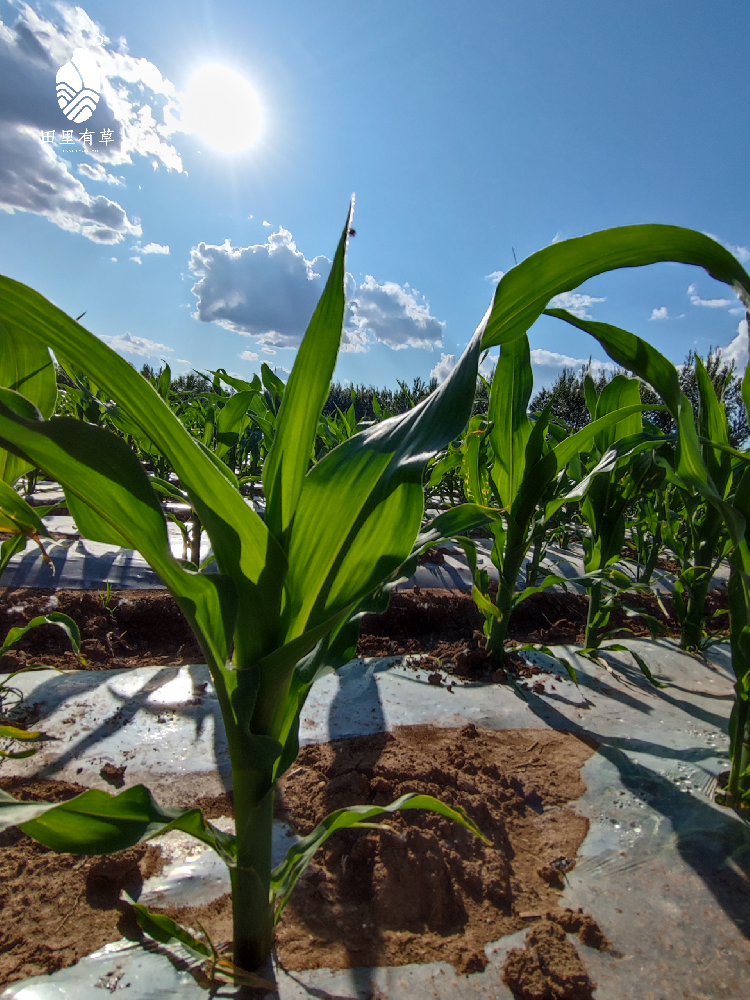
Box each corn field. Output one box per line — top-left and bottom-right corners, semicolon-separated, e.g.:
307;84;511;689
1;214;749;976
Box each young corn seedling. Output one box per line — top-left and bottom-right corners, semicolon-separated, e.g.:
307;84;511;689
455;331;654;669
659;357;734;651
0;207;490;974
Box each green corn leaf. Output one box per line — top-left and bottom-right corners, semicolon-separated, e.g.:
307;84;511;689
0;532;28;576
150;477;191;504
694;355;732;492
0;612;81;657
0;784;236;862
211;368;261;393
270;792;488;922
0;478;49;536
0;394;237;677
127;899;211;959
480;225;750;351
0;316;57;485
283;315;483;644
517;643;578;686
600;643;668;688
511;404;658;528
0;725;44;740
488;333;532;509
215;390;256;461
472;585;501;619
263;203;352;539
0;275;286;661
594;375;642;454
544;308;745;545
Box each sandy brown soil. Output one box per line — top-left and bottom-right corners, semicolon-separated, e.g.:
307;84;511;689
0;777;162;989
0;727;604;988
154;726;601;978
0;583;728;680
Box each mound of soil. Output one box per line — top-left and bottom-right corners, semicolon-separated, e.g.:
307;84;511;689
1;583;727;680
156;726;601;977
502;919;595;1000
0;588;202;672
0;777;162;988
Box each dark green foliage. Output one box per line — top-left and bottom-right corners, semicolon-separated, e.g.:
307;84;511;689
529;363;611;431
323;376;437;421
530;349;748;447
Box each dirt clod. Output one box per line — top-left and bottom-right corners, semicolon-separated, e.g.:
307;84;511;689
502;920;595;1000
100;763;127;788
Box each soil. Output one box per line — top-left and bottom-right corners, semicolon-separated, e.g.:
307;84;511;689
502;919;594;1000
0;587;202;672
0;777;163;989
0;727;604;987
154;726;601;977
0;583;729;681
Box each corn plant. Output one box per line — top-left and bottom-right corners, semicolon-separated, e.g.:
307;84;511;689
563;373;670;657
543;301;750;809
657;359;734;650
455;332;653;665
0;208;491;974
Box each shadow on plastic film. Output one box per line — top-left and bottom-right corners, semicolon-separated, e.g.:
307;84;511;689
523;691;750;939
325;661;388;1000
19;666;231;789
591;645;737;731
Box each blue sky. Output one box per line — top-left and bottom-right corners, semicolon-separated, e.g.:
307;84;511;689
1;0;749;392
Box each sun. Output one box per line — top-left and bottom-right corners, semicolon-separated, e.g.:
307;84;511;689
183;64;263;152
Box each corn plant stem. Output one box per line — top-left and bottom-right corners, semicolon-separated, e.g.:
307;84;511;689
189;512;202;566
485;524;526;661
728;694;750;807
680;517;724;650
229;782;275;972
680;570;712;651
585;580;604;650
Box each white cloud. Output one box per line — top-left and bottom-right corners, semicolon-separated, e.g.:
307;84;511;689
272;365;290;381
0;123;142;243
430;353;457;384
100;331;173;358
0;3;183;242
239;350;259;361
262;220;271;227
141;242;169;254
485;270;504;285
262;346;276;355
130;254;141;264
687;283;733;308
345;275;444;351
547;291;605;319
189;228;330;348
650;306;668;321
189;227;445;354
110;256;117;262
78;162;124;186
717;318;749;373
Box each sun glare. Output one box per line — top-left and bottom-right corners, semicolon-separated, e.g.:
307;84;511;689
183;64;262;152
